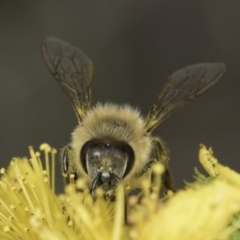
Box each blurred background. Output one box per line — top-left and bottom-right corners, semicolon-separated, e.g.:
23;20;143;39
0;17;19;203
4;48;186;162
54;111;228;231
1;1;240;193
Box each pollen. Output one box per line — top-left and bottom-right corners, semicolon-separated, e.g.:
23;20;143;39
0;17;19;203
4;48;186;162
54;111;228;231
0;143;240;239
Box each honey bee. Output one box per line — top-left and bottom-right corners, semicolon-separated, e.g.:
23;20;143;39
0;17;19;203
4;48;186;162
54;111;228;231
40;37;226;200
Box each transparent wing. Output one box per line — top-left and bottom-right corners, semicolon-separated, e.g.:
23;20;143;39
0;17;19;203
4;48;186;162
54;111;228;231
41;37;94;123
145;63;226;132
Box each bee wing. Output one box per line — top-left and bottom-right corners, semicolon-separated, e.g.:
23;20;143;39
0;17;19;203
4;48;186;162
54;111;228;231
145;63;226;132
41;37;94;123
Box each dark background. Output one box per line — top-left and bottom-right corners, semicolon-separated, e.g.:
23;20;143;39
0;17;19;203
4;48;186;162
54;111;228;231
1;1;240;193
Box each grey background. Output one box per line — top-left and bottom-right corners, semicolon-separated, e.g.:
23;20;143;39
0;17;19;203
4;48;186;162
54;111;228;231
1;1;239;193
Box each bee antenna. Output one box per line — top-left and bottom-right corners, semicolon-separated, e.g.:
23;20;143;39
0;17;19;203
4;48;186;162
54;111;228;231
109;172;121;183
90;172;102;199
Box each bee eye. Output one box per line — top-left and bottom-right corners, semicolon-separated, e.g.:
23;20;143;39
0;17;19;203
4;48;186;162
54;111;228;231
62;149;69;174
62;146;72;174
119;142;134;178
80;140;94;174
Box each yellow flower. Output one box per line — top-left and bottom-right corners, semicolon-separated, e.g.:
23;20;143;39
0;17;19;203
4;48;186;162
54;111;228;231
0;143;239;240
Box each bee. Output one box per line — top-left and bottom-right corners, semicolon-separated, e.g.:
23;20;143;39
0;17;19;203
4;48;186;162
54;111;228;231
40;37;226;200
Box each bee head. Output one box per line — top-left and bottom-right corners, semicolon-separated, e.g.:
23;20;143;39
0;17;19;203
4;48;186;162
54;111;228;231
80;138;135;191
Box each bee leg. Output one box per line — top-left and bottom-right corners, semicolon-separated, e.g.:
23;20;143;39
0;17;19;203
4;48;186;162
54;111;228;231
150;168;174;196
61;145;78;185
151;137;176;194
161;167;176;193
